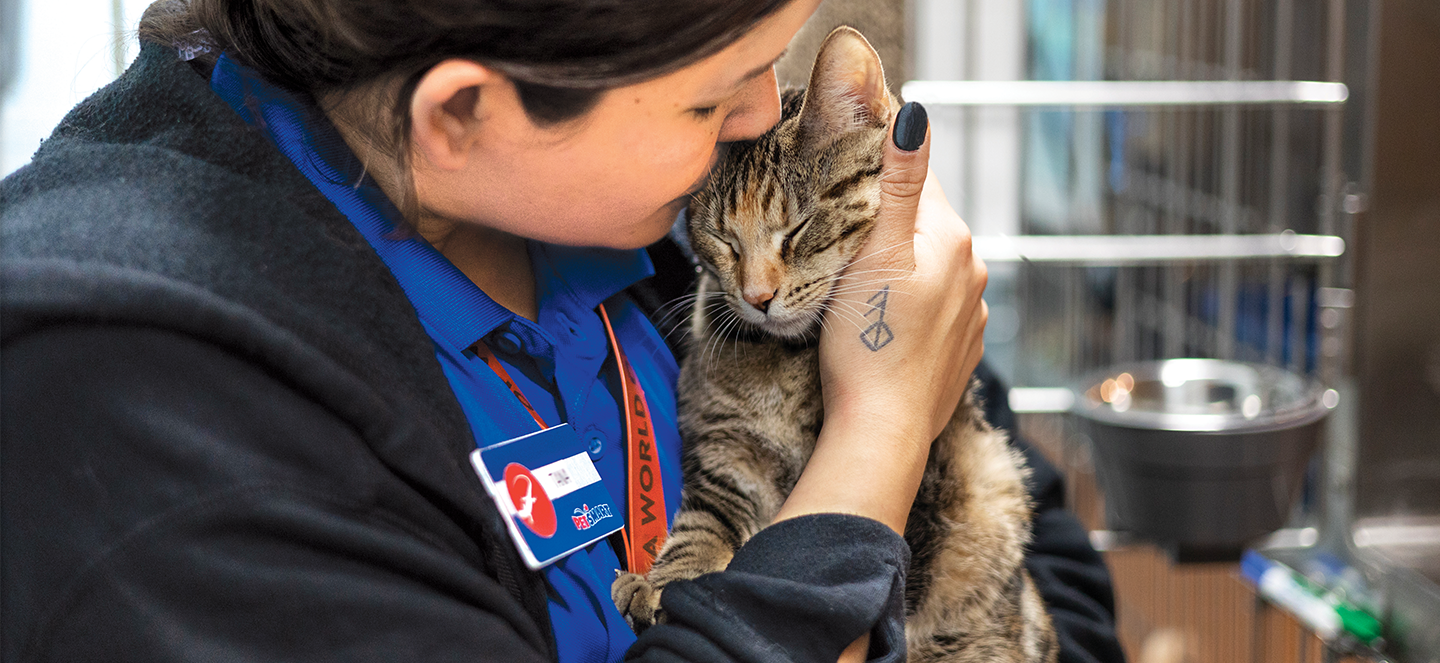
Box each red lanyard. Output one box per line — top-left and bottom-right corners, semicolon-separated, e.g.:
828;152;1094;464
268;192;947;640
471;303;668;575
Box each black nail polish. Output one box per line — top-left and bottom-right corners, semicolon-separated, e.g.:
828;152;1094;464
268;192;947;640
893;101;927;152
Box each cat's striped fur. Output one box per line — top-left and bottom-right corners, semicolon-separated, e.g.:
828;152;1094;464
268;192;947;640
612;28;1058;663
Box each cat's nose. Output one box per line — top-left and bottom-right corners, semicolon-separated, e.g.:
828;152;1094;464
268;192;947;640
743;289;777;314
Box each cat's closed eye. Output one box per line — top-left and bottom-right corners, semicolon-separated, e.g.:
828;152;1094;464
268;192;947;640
712;234;740;260
780;220;810;257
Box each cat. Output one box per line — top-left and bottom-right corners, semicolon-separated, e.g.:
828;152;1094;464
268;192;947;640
612;27;1058;663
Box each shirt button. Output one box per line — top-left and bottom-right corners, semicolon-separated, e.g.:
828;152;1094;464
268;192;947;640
494;330;523;355
587;435;605;460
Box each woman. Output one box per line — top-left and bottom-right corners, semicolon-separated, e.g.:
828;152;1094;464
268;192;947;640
0;0;1122;661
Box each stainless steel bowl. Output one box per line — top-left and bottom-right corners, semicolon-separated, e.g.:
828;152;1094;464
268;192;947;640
1073;359;1333;561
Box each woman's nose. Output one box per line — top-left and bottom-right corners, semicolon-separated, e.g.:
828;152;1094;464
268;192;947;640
717;68;782;143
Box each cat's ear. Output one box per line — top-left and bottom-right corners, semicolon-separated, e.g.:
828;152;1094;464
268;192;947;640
798;27;895;145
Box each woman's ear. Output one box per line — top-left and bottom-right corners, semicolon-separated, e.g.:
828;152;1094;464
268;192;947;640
410;59;497;171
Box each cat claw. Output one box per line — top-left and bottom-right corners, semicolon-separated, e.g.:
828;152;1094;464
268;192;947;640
611;572;664;631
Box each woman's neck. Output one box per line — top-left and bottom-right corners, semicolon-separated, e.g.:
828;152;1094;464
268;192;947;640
419;217;539;322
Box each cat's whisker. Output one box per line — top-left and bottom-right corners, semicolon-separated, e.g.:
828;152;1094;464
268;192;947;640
699;307;733;344
655;300;702;337
838;263;913;274
697;298;732;320
662;319;690;344
722;316;747;364
656;290;721;320
833;272;938;292
861;237;917;257
700;322;717;369
788;278;834;305
834;267;913;280
701;309;729;370
829;283;892;303
848;238;917;268
707;310;743;372
686;291;726;308
809;307;831;334
827;291;882;315
677;299;729;346
720;314;747;367
822;300;872;335
825;303;870;330
825;280;912;294
825;286;919;300
814;310;846;343
654;293;705;322
704;300;736;324
811;317;828;339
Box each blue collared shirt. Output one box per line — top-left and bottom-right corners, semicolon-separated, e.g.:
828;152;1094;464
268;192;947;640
211;53;683;663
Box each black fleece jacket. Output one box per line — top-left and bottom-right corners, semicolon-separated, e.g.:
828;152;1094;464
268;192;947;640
1;41;1122;663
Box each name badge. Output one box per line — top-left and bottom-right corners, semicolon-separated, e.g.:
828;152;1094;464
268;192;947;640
470;423;623;569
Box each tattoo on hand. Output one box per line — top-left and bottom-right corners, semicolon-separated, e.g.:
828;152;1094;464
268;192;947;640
860;285;894;351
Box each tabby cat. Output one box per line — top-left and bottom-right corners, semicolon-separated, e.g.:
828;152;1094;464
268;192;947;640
612;27;1058;663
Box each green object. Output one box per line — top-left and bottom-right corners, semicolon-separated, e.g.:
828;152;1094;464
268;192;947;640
1333;600;1383;644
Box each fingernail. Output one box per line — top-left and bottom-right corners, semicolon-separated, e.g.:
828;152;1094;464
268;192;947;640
893;101;927;152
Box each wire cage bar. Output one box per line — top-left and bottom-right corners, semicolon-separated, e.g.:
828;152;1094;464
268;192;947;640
912;0;1364;401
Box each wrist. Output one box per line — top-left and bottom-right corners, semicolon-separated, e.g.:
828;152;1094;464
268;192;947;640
774;408;934;534
823;385;936;448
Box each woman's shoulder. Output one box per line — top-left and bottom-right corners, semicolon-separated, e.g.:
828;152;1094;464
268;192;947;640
0;41;390;338
0;42;450;446
1;40;308;241
27;41;273;174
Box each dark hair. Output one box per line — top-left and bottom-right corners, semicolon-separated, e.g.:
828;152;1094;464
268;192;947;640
139;0;791;222
140;0;791;124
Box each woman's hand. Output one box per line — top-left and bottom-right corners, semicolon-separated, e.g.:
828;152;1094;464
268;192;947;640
773;102;989;535
819;101;988;448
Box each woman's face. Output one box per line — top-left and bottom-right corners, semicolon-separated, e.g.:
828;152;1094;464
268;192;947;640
409;0;823;249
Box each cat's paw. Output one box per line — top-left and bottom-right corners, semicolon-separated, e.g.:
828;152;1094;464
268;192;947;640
611;572;665;632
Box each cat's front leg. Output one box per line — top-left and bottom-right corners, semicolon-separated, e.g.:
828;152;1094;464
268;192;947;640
613;438;791;631
610;503;759;631
610;510;752;630
611;570;665;631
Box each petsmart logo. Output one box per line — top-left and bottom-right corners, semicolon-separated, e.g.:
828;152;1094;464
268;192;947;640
571;503;614;531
